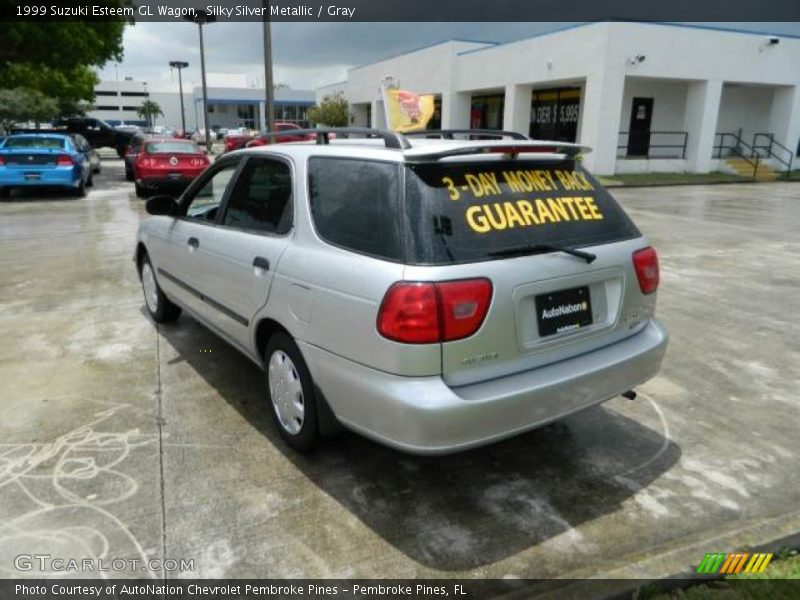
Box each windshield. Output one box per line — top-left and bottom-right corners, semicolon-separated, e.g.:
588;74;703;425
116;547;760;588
404;160;640;265
145;141;200;154
3;136;66;150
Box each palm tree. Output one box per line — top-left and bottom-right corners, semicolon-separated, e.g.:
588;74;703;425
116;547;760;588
136;100;163;128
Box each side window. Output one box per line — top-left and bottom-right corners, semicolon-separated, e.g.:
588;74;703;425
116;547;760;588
308;158;402;261
184;162;239;222
221;158;292;234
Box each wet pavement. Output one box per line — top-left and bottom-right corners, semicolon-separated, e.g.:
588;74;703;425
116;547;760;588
1;161;798;584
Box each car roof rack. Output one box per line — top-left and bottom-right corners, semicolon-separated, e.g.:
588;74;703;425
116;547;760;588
404;129;529;140
258;127;411;150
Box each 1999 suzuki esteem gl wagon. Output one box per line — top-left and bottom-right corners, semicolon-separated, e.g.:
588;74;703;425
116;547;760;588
135;128;668;454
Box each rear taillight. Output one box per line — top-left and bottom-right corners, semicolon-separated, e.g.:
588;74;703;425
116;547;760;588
0;156;5;166
137;155;158;167
632;246;660;294
56;156;74;166
377;278;493;344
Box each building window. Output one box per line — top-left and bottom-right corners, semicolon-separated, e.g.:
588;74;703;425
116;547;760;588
530;87;581;143
470;94;504;130
95;91;118;97
120;91;149;97
96;105;120;111
121;106;139;112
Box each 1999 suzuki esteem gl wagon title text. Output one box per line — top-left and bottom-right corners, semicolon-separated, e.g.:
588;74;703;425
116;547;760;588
134;128;668;454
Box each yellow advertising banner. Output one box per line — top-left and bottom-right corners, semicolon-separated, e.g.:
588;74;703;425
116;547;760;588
384;88;435;132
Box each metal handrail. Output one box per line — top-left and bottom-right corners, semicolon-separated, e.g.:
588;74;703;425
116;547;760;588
713;133;761;178
617;131;689;159
752;132;794;177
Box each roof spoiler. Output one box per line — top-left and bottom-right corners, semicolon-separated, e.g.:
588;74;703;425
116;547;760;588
403;139;592;161
404;129;528;141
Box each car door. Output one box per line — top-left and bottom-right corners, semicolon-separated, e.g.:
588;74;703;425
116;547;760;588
149;157;243;326
193;155;294;350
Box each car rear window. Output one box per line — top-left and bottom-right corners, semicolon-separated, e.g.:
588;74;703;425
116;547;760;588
404;159;641;264
308;158;403;261
145;141;200;154
4;136;66;149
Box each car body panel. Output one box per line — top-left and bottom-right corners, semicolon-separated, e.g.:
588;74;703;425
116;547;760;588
136;136;668;453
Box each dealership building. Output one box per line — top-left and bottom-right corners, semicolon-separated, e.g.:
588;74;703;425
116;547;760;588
90;76;315;132
318;22;800;175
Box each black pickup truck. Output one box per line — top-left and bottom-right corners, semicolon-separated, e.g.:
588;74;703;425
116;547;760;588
14;118;135;157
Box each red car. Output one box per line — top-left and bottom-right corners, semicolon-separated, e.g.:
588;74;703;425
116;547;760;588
223;123;312;153
246;123;315;147
133;139;209;198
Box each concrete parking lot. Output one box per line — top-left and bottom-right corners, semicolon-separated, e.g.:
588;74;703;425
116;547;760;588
1;158;798;584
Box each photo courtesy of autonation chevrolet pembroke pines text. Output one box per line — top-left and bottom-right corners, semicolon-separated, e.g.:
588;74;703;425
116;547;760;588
1;0;799;598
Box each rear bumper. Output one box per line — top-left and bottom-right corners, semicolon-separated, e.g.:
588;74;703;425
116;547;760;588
137;175;196;191
300;319;668;455
0;167;80;188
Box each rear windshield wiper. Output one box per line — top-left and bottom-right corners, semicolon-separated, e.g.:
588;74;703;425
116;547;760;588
488;243;597;263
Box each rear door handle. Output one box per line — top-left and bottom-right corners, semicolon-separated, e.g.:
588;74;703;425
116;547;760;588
187;237;199;248
252;256;270;271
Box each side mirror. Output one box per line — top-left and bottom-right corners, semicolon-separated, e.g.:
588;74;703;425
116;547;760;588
145;195;180;216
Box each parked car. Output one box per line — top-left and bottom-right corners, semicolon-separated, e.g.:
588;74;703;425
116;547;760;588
71;134;101;174
223;128;255;153
51;117;136;157
124;133;155;181
133;138;210;198
0;133;93;197
245;122;316;147
134;128;667;454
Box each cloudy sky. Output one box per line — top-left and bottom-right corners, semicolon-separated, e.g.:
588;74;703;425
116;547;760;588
98;22;800;92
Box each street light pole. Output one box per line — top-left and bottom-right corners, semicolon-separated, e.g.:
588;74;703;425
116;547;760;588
185;11;216;151
262;0;275;132
169;60;189;136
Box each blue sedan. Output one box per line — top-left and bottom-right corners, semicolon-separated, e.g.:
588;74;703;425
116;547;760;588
0;133;93;198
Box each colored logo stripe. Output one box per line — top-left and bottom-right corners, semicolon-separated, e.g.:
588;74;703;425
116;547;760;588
696;552;773;574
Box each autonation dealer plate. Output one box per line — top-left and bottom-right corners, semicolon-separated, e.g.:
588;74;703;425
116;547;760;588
535;286;593;337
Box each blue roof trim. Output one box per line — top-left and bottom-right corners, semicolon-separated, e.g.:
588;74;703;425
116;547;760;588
349;38;499;71
457;23;593;56
635;21;800;41
194;98;314;106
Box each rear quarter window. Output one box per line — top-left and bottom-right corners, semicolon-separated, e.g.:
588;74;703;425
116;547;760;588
308;157;403;261
404;160;641;264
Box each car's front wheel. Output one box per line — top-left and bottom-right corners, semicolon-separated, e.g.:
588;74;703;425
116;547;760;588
140;254;181;323
264;333;319;452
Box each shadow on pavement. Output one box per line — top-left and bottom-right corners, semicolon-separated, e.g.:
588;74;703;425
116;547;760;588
158;313;680;571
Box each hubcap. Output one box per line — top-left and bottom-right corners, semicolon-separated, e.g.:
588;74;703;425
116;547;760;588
141;263;159;313
267;350;304;435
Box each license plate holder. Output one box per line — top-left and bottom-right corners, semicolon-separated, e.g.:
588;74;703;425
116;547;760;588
24;172;41;181
535;285;593;337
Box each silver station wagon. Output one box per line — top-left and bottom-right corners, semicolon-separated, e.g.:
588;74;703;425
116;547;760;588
135;128;668;454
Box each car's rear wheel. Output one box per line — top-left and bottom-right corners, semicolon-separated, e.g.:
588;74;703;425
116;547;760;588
0;187;10;199
264;333;319;452
135;183;146;198
116;145;126;158
140;254;181;323
86;173;94;188
125;169;134;182
75;177;87;197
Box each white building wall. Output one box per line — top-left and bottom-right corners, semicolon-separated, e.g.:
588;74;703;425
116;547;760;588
324;22;800;174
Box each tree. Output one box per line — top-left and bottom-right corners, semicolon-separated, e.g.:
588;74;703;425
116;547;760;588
137;100;163;128
0;6;127;113
0;88;58;132
308;93;349;127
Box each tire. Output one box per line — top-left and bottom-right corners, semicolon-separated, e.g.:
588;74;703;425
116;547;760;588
125;169;134;182
139;254;181;323
264;333;319;452
135;183;146;198
75;177;87;197
116;145;126;158
86;173;94;188
0;187;10;199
